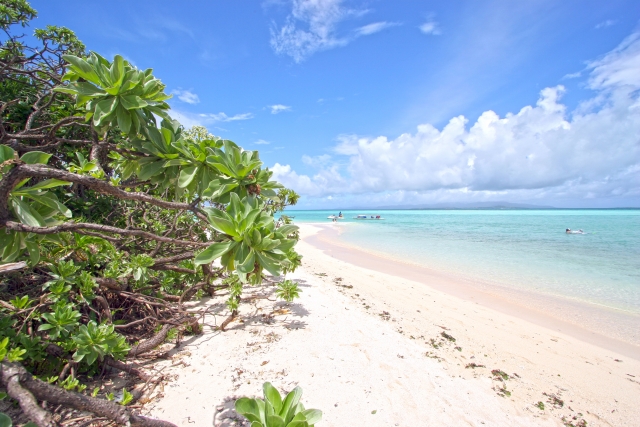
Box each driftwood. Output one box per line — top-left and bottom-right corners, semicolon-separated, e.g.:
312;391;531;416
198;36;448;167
0;362;177;427
0;261;27;274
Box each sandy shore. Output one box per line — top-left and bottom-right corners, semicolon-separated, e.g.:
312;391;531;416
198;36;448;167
146;224;640;427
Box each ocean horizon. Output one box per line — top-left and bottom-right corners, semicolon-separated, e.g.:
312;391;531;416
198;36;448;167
285;209;640;318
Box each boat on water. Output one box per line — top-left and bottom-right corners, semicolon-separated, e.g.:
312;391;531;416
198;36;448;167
354;214;385;220
328;212;345;220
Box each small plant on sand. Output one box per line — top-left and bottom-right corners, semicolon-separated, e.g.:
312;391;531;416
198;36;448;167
536;401;545;410
235;382;322;427
465;363;486;369
441;331;456;342
275;279;301;303
491;369;510;381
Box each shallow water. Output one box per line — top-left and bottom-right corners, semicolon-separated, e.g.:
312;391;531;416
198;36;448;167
285;209;640;315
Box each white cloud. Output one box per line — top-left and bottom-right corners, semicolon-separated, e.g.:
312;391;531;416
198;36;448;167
255;139;271;145
302;154;331;166
270;0;350;62
269;0;395;62
107;17;195;43
588;31;640;90
595;20;616;29
169;110;204;129
419;20;441;35
204;112;254;122
355;21;399;36
269;104;292;114
563;71;582;79
169;110;253;129
272;31;640;207
172;89;200;104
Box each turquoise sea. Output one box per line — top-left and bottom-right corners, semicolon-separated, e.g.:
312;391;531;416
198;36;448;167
284;209;640;316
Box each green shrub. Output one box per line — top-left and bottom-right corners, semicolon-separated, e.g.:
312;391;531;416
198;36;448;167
235;382;322;427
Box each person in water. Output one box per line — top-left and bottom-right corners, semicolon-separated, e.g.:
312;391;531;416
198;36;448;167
566;228;584;234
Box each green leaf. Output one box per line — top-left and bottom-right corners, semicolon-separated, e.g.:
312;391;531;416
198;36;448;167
178;165;199;188
18;179;70;192
237;250;256;274
300;409;322;424
120;95;148;110
0;145;16;163
111;55;126;88
11;198;44;226
71;82;106;97
163;159;191;167
279;387;303;423
286;422;309;427
93;97;118;126
20;151;52;165
266;415;285;427
0;412;12;427
138;160;165;180
25;240;40;266
263;382;283;414
62;54;101;85
235;398;263;423
31;194;72;218
194;241;235;265
208;215;239;237
277;225;299;236
255;251;281;277
116;104;132;134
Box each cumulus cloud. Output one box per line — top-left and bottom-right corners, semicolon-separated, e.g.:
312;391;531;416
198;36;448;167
270;0;397;62
419;19;441;35
271;31;640;207
171;89;200;104
269;104;292;114
255;139;271;145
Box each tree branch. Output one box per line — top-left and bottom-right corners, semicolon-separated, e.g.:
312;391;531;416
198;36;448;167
0;163;200;221
1;363;56;427
0;362;176;427
3;221;210;247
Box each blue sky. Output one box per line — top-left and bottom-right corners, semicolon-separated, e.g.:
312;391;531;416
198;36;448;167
28;0;640;208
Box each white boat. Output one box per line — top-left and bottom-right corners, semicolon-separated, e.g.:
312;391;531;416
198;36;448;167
327;215;344;220
354;214;385;220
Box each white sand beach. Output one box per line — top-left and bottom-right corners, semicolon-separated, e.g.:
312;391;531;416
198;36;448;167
146;224;640;427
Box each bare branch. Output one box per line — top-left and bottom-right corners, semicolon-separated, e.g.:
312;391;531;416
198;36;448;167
128;324;172;357
0;363;56;427
1;362;177;427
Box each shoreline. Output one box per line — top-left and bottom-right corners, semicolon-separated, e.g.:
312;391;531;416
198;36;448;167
306;222;640;359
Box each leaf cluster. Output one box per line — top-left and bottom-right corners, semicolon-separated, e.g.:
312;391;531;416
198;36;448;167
236;382;322;427
0;1;304;424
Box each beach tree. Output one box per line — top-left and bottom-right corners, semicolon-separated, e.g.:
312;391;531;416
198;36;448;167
0;1;301;425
